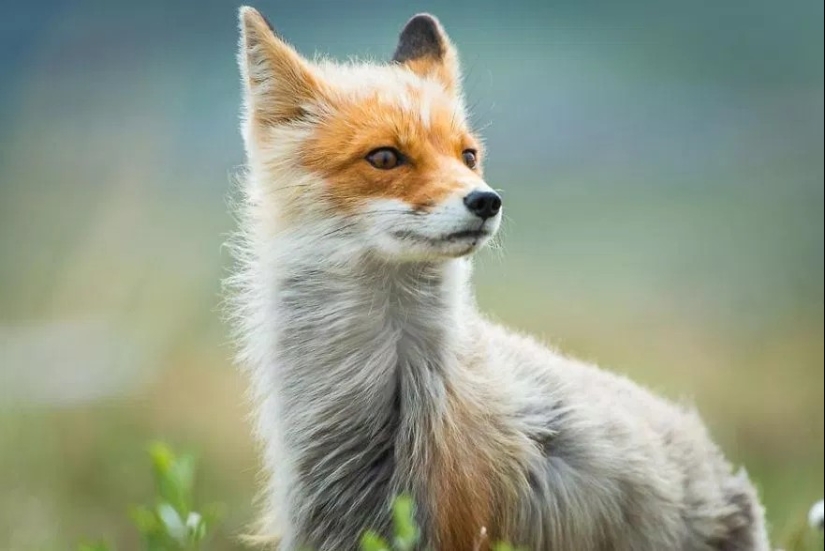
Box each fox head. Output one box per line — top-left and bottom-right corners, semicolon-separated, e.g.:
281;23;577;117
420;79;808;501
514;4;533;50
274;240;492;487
237;7;502;262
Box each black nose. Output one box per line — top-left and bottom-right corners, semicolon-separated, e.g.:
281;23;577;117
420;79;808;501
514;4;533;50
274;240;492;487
463;190;502;219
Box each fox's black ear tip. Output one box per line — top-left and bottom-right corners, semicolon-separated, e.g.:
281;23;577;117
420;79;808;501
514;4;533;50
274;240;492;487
406;13;441;28
400;13;444;42
393;13;447;63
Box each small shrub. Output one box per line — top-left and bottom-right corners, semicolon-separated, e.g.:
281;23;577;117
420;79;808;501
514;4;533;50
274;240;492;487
79;442;222;551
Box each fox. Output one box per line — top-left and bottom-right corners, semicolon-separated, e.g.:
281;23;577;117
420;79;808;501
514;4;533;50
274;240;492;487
228;6;772;551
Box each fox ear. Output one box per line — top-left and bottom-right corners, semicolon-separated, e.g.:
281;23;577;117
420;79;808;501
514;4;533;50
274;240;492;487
392;14;461;93
238;6;323;124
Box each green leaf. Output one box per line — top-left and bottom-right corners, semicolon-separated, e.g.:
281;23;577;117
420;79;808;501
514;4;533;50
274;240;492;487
391;494;419;550
148;442;176;478
147;442;196;515
157;502;187;545
168;453;196;498
360;530;391;551
185;511;207;544
492;543;527;551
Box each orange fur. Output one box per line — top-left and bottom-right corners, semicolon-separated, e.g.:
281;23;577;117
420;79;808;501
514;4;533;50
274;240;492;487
241;9;329;125
427;384;520;551
404;56;460;94
299;87;483;211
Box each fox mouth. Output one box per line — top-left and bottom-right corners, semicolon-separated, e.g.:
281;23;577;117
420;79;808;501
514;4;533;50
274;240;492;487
443;229;489;241
392;228;491;244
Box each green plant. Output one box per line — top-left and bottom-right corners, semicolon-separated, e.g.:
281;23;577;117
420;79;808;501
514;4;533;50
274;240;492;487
131;441;222;550
78;442;222;551
357;494;527;551
359;494;419;551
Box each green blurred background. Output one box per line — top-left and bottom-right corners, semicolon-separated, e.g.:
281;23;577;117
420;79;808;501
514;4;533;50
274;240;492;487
0;0;822;549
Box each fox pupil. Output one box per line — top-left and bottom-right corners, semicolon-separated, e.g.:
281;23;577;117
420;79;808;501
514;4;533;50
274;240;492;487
462;149;477;169
366;147;402;170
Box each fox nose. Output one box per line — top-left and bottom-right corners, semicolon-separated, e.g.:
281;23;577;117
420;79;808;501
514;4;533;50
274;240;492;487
463;190;502;220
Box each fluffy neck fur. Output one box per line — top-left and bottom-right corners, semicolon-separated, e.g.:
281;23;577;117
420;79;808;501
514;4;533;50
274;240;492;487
230;189;499;548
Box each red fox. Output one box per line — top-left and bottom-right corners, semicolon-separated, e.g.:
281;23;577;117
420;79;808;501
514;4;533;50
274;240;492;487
228;6;771;550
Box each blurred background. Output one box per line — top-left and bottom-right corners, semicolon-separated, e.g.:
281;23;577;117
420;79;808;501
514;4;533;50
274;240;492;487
0;0;822;549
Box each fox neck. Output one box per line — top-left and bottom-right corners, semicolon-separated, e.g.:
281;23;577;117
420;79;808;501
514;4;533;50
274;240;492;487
271;232;471;390
249;225;475;544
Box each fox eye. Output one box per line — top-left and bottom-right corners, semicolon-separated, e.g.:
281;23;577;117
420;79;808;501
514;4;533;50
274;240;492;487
366;147;404;170
462;149;478;169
